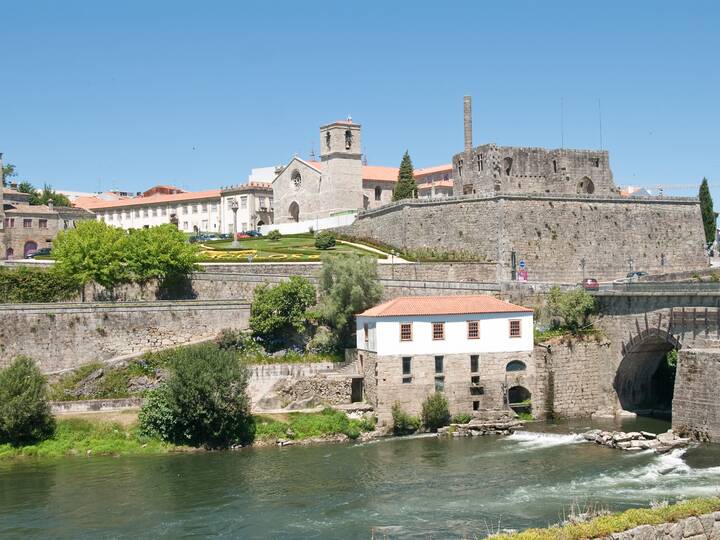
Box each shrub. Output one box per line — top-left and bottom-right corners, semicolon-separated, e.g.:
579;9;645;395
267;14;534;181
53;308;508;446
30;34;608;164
391;402;421;435
546;287;596;333
0;357;56;446
249;276;316;351
317;254;383;347
421;393;450;432
0;266;81;303
267;230;282;241
139;344;254;448
314;230;337;250
215;329;265;355
451;412;472;424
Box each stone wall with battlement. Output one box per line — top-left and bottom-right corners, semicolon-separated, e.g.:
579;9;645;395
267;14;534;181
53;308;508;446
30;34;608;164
0;300;250;373
339;193;708;282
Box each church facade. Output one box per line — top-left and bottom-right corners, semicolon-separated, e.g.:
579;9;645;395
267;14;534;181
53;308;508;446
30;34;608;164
272;119;452;224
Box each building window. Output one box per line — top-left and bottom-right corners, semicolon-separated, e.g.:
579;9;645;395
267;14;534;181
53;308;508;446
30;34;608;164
240;196;247;209
152;208;157;217
182;221;189;230
201;203;207;212
134;209;140;217
183;206;189;215
509;319;521;338
258;197;265;208
506;360;527;372
4;218;15;228
402;357;412;383
161;207;167;216
503;157;513;176
363;323;369;345
553;159;558;173
463;184;474;195
435;356;444;374
38;219;48;229
435;378;445;392
432;322;445;341
143;208;149;217
476;154;484;171
470;355;479;373
192;205;198;214
467;321;479;339
592;157;600;168
23;219;32;228
473;401;480;411
400;323;412;341
374;186;382;201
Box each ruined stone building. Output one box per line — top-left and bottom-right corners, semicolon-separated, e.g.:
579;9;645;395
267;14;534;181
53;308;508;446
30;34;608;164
341;97;709;282
272;119;452;224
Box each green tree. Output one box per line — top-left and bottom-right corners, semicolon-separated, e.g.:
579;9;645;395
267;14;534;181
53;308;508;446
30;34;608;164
17;181;36;196
314;230;336;250
546;287;596;333
2;162;16;186
317;254;383;346
138;344;253;448
52;220;130;291
249;276;316;351
421;392;451;431
0;266;80;303
0;357;56;446
699;178;716;246
392;151;417;201
14;180;71;207
392;402;421;435
125;224;200;284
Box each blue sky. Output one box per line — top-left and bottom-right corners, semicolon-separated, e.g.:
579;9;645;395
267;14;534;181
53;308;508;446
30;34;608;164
1;1;718;202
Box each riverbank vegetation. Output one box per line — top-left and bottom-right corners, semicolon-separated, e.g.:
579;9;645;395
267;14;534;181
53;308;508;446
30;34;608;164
255;408;375;442
492;497;720;540
392;393;452;435
535;287;601;343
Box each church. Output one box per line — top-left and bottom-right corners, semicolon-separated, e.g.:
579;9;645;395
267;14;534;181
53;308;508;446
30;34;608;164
272;119;452;225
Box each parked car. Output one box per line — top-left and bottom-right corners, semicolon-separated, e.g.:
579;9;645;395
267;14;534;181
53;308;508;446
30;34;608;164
246;230;262;237
581;278;599;291
626;271;647;281
27;247;52;259
219;233;232;240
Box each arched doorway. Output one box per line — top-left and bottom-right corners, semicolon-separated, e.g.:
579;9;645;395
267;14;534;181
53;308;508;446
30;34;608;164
23;241;38;258
508;385;531;415
289;202;300;222
5;247;14;260
577;176;595;194
614;331;680;419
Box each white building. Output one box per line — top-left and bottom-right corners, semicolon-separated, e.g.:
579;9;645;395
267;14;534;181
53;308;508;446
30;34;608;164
354;295;536;424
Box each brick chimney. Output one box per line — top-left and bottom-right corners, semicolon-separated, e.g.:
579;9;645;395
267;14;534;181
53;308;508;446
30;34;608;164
463;96;473;153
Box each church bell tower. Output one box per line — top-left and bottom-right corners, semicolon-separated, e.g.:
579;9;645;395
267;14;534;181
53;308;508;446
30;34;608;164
318;117;364;215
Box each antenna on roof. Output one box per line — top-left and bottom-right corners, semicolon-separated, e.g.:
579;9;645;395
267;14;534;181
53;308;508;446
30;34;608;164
362;146;368;165
309;143;316;161
347;115;352;123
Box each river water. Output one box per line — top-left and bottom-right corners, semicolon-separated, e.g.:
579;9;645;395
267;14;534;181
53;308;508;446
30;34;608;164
1;417;719;539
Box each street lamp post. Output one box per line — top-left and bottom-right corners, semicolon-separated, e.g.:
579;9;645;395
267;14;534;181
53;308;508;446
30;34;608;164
230;199;240;248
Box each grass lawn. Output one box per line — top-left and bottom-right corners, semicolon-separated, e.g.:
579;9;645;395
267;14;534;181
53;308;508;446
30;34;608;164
198;233;387;262
0;409;374;460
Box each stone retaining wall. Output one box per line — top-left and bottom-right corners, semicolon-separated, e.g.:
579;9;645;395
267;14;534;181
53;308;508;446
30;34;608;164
0;300;250;373
673;348;720;442
50;397;143;414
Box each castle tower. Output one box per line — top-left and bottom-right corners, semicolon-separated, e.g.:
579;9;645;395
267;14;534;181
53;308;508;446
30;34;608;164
318;118;364;216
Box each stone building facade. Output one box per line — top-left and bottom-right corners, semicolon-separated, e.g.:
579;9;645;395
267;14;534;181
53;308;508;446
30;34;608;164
1;157;94;259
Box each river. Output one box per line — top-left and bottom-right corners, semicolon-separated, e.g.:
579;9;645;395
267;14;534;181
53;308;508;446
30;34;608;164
1;417;719;539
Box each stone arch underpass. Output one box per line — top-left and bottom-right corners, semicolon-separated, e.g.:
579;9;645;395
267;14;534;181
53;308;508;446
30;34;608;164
609;305;720;419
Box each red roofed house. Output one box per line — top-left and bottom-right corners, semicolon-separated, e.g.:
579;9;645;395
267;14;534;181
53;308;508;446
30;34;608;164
354;295;535;424
271;118;453;227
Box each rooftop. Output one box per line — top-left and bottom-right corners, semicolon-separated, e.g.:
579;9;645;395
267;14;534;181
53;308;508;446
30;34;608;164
358;295;533;317
74;189;222;210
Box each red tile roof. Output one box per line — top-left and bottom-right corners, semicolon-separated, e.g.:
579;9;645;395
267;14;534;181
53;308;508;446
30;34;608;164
300;160;449;183
74;189;221;210
358;295;533;317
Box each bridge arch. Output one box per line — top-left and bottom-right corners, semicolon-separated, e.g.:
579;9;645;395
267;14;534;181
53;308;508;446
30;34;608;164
614;328;681;418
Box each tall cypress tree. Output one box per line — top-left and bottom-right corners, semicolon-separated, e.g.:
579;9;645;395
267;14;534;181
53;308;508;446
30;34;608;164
392;151;417;201
699;178;716;246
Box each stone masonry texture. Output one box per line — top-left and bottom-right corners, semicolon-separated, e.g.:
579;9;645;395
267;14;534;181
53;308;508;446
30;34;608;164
340;194;708;282
673;348;720;442
0;300;250;373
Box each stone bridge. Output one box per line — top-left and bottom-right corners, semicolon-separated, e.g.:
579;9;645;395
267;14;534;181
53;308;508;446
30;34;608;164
591;284;720;438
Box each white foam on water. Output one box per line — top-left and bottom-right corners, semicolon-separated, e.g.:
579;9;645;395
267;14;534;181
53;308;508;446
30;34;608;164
504;430;588;450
